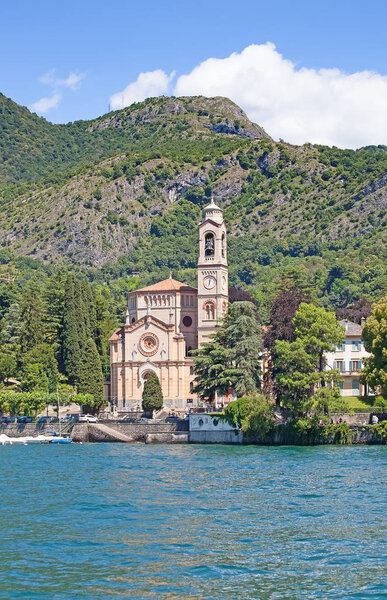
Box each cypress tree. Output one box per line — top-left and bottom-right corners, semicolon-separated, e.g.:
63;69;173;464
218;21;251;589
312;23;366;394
63;274;82;384
142;372;163;412
77;337;104;412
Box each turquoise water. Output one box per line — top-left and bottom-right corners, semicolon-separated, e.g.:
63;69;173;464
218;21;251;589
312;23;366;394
0;444;386;600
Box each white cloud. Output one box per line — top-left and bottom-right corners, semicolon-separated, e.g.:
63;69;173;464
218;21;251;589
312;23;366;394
109;70;175;110
173;43;387;148
30;93;62;114
39;69;85;90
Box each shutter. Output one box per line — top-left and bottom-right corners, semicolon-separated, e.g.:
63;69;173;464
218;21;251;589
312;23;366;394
359;360;362;369
333;360;336;369
342;361;346;372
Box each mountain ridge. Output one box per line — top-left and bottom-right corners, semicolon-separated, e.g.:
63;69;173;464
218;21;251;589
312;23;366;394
0;93;386;310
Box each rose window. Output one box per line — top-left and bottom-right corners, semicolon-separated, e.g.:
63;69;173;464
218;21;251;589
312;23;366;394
139;333;159;356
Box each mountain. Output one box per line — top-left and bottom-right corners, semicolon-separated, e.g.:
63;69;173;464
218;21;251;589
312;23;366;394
0;93;386;311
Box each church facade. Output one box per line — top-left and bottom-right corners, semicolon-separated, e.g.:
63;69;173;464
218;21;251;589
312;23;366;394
106;200;229;411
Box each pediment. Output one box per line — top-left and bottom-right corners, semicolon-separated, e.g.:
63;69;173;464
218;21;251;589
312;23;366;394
125;314;173;334
200;218;226;227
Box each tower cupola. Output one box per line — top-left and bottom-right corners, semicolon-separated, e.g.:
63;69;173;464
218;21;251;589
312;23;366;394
201;198;224;225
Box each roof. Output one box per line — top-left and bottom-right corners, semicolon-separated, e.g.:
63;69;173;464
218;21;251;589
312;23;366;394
340;319;362;336
110;327;124;341
203;198;222;212
134;277;197;294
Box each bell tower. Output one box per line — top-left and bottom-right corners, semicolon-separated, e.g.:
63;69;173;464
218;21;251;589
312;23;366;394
197;198;228;346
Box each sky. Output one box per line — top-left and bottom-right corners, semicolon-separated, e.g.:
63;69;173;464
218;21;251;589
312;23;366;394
1;0;387;148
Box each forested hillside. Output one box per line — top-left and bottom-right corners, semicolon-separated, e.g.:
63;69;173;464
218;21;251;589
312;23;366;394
0;93;386;322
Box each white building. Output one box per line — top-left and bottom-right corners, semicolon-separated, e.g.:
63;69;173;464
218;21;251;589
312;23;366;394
326;319;370;396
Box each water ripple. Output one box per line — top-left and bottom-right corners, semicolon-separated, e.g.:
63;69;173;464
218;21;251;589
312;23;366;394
0;444;386;599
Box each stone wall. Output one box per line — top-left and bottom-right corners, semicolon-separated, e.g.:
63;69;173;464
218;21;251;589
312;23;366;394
0;420;188;443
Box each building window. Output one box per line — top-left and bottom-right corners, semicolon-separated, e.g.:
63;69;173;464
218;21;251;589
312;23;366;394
205;232;215;257
131;317;135;324
221;233;226;257
352;340;361;351
335;342;346;351
334;360;345;372
203;301;215;320
352;379;360;395
189;382;194;392
190;366;194;375
349;360;362;372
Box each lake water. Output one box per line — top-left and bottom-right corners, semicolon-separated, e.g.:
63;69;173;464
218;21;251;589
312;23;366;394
0;444;386;600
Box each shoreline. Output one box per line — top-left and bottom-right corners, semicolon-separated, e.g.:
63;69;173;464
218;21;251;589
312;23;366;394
1;420;386;446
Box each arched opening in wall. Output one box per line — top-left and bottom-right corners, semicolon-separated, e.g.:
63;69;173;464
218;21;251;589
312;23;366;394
190;382;194;393
221;233;226;257
186;345;192;357
205;232;215;257
131;317;136;324
204;301;215;320
190;366;194;375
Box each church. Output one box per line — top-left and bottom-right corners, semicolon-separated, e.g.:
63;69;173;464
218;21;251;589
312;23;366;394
106;199;229;411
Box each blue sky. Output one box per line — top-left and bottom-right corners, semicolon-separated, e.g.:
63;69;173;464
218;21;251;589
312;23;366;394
1;0;387;147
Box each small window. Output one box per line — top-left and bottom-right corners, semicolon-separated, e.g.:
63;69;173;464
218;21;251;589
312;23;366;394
352;379;360;395
190;366;194;375
336;342;346;351
189;382;194;393
352;340;361;351
131;317;135;324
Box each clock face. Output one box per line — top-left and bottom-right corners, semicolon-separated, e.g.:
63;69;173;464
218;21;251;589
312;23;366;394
203;276;216;290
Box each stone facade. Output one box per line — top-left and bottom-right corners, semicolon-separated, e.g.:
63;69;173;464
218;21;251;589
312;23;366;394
106;199;229;411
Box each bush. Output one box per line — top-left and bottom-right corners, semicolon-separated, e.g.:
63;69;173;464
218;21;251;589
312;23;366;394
224;394;275;439
310;387;350;415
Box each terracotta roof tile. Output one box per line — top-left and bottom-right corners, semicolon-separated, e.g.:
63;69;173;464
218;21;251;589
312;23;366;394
110;327;124;341
135;278;197;293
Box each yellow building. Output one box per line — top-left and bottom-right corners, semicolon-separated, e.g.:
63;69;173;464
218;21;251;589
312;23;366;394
106;199;228;411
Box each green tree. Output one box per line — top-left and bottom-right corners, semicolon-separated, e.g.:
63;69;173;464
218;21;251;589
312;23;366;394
62;274;82;384
193;301;262;402
142;371;163;412
20;287;46;354
361;295;387;397
223;302;263;396
224;394;275;439
0;353;16;383
20;363;49;392
274;303;344;416
0;302;23;359
22;343;58;392
76;338;104;412
293;303;345;373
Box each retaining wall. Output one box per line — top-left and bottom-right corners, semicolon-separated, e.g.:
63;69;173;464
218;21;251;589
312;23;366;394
0;420;188;443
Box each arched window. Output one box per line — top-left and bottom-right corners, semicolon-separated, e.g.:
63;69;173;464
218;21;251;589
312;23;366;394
205;232;215;257
189;382;194;393
204;301;215;320
221;233;226;258
131;317;136;324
